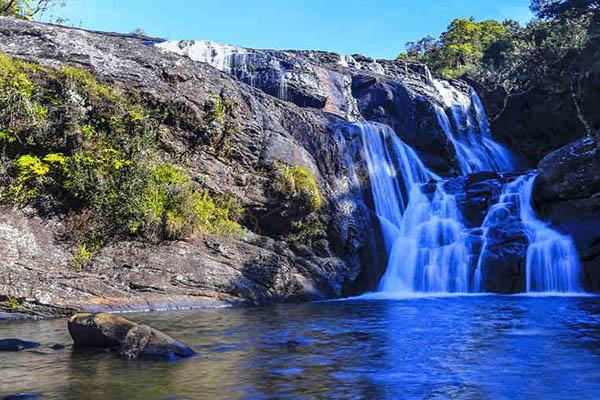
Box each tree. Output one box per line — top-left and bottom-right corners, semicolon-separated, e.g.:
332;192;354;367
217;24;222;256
402;18;511;79
531;0;600;19
0;0;65;20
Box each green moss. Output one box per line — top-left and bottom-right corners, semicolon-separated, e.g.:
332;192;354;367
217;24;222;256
60;66;118;101
273;163;323;212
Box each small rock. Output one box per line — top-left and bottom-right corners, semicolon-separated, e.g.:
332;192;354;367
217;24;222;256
0;339;41;352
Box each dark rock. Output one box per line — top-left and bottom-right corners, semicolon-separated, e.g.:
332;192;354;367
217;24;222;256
2;393;42;400
444;173;507;228
49;344;65;350
68;313;138;348
0;339;41;352
534;136;600;291
481;58;600;166
120;324;196;360
479;223;529;293
68;312;196;360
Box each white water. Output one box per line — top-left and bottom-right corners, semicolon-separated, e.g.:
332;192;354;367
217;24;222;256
517;175;582;292
358;123;476;293
432;80;514;174
355;85;582;294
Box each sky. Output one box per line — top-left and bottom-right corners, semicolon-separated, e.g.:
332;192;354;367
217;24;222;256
57;0;534;59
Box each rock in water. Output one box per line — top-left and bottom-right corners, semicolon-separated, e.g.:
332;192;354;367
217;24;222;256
68;313;196;360
0;339;41;352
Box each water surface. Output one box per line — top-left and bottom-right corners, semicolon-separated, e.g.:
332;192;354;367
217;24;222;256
2;296;600;399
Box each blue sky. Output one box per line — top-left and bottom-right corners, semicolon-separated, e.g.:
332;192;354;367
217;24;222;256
58;0;533;59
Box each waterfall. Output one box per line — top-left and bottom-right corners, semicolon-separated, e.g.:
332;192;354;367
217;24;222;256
517;175;582;292
354;89;582;294
357;123;476;293
476;174;582;293
358;123;437;250
432;80;514;174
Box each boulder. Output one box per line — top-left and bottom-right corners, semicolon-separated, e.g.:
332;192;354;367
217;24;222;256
534;136;600;291
68;312;196;360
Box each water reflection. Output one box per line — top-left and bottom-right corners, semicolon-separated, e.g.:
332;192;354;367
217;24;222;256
1;296;600;399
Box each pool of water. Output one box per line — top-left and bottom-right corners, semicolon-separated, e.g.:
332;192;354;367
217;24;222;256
2;295;600;399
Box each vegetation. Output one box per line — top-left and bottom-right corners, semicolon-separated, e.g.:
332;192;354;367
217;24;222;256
285;218;327;247
7;296;19;309
204;91;239;156
398;0;599;136
397;0;598;84
271;162;326;245
0;0;65;21
0;53;243;263
272;163;322;213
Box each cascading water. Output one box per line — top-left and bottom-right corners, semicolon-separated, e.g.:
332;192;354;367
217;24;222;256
432;79;514;174
475;174;582;293
355;85;582;294
517;175;582;292
357;123;476;293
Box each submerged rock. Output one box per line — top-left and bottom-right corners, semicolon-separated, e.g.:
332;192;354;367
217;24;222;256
0;339;42;352
0;338;41;352
68;312;196;360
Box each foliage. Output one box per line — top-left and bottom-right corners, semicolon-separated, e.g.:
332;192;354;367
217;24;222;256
0;53;243;254
531;0;599;19
398;1;598;97
70;243;93;272
399;18;513;79
140;164;243;240
7;296;19;309
0;0;66;22
272;163;322;213
285;218;326;246
204;91;238;156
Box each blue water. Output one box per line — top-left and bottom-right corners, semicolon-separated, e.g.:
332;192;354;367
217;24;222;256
2;296;600;399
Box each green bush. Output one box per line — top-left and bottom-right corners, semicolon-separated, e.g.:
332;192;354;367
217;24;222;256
285;218;326;246
272;162;322;212
204;91;238;156
0;53;243;251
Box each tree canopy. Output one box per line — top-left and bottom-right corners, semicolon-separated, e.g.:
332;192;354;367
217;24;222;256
0;0;64;21
531;0;600;19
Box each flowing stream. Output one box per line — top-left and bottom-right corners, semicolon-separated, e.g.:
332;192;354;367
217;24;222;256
356;84;582;294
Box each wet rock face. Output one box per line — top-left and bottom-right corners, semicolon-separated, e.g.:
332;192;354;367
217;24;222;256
68;313;196;360
479;222;529;293
481;61;600;166
534;136;600;291
0;17;368;314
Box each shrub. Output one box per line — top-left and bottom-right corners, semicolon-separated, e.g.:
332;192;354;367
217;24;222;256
0;53;243;252
204;91;238;155
285;218;326;246
272;163;322;212
70;243;93;272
